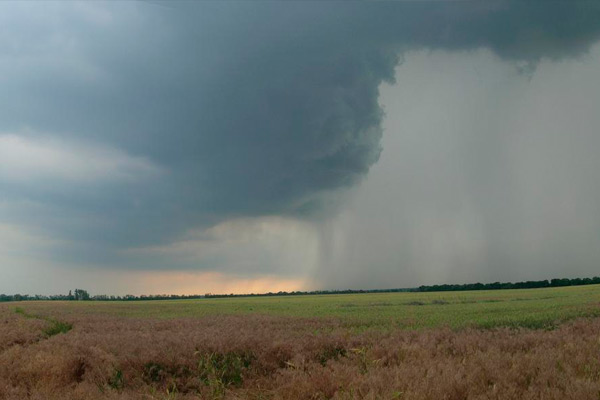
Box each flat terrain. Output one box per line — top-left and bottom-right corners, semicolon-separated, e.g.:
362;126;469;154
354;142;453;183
14;284;600;329
2;285;600;399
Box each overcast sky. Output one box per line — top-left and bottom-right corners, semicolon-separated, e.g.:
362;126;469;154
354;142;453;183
2;1;600;295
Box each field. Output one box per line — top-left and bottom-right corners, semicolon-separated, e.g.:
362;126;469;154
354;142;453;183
3;285;600;399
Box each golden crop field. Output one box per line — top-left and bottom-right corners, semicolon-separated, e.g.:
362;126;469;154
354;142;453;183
3;285;600;399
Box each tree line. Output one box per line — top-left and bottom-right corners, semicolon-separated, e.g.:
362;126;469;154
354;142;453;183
0;291;206;302
203;288;412;299
0;289;410;302
2;276;600;302
417;277;600;292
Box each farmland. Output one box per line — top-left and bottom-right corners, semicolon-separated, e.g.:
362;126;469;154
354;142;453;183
3;285;600;399
13;284;600;330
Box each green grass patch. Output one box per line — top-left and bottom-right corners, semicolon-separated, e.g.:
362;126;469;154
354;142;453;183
15;306;34;318
43;319;73;337
108;368;125;390
196;351;254;387
15;306;72;337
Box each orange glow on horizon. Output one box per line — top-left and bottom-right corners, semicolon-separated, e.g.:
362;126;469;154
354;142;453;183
131;271;309;296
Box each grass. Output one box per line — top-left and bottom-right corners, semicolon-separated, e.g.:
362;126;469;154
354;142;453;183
108;368;125;391
42;319;73;337
19;284;600;331
196;350;254;397
4;286;600;399
14;306;72;337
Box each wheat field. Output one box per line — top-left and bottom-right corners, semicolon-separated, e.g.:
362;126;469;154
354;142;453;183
3;285;600;399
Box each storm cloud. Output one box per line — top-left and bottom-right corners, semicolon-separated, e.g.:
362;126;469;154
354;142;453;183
2;1;600;291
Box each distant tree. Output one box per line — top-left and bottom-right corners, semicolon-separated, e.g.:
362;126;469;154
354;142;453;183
72;289;90;301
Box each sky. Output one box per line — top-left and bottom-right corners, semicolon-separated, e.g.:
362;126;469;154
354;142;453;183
2;1;600;295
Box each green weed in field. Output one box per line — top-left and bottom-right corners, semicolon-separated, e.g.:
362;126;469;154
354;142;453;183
196;350;254;397
108;368;125;390
14;306;72;337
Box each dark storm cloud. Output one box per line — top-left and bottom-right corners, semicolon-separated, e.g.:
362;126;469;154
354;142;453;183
1;1;600;266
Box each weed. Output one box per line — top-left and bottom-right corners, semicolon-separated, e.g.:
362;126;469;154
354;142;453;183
406;301;426;306
43;320;72;337
351;347;378;374
14;307;27;317
108;368;125;390
165;382;178;398
73;358;86;383
196;350;254;394
14;306;72;337
143;362;165;383
319;345;347;366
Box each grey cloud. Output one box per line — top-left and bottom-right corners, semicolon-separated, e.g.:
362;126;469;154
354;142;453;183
1;1;600;270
